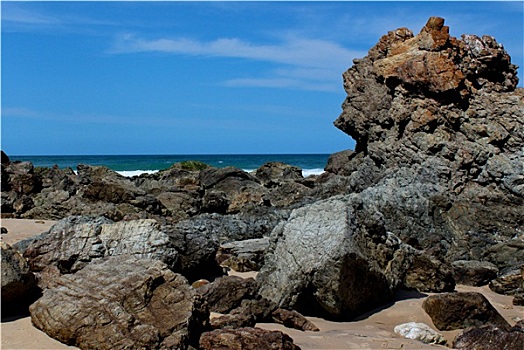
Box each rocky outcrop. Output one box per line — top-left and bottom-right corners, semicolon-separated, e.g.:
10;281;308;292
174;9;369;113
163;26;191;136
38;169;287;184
199;327;301;350
328;17;523;270
1;242;39;316
422;292;510;331
30;256;208;350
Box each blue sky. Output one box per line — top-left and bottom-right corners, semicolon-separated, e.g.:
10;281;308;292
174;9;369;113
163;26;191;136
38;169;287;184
2;1;523;155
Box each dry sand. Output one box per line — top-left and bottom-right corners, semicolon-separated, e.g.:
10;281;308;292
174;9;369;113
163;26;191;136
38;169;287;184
1;219;523;349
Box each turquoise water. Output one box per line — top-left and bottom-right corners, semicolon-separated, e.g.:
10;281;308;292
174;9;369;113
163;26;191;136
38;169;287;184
11;154;330;176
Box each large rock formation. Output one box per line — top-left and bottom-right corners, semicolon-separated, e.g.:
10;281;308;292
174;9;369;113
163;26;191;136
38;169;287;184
328;17;523;268
30;256;208;350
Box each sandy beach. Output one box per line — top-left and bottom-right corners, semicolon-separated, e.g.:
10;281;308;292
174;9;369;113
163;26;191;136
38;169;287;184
1;219;522;349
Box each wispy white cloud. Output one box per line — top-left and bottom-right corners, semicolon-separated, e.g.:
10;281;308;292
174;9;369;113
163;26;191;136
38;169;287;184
1;5;60;25
112;33;364;92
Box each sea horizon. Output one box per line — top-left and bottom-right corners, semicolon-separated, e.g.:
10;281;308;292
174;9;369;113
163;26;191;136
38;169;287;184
9;153;333;178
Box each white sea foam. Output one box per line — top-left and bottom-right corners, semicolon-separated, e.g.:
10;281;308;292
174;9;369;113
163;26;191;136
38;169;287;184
302;168;325;177
117;168;325;178
243;168;325;177
117;170;159;177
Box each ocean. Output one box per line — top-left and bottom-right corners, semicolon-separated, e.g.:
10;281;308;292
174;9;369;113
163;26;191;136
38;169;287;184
10;154;331;177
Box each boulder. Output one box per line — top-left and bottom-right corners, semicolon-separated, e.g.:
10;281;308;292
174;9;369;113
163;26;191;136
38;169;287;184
24;216;179;287
1;242;39;316
216;237;270;272
452;260;499;286
271;309;319;332
257;196;426;320
422;292;510;331
197;276;257;314
393;322;447;345
30;256;208;350
199;327;301;350
453;324;524;350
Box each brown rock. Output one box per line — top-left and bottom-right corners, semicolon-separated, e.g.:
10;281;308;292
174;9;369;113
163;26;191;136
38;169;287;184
30;256;208;350
197;275;257;313
199;327;301;350
422;292;510;331
271;308;319;332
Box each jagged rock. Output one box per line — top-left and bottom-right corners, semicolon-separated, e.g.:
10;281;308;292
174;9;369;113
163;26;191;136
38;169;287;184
197;276;257;313
330;17;523;270
393;322;447;345
199;327;301;350
271;309;319;332
452;260;499;286
1;242;39;316
453;324;524;350
422;292;510;331
24;216;179;287
489;266;524;295
30;256;208;350
257;195;432;320
216;237;269;272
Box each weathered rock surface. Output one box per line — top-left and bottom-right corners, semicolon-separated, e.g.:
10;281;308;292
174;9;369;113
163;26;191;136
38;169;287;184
422;292;510;331
23;216;179;287
393;322;447;345
327;17;523;272
199;327;301;350
30;256;208;350
257;196;451;320
1;241;39;315
453;323;524;350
